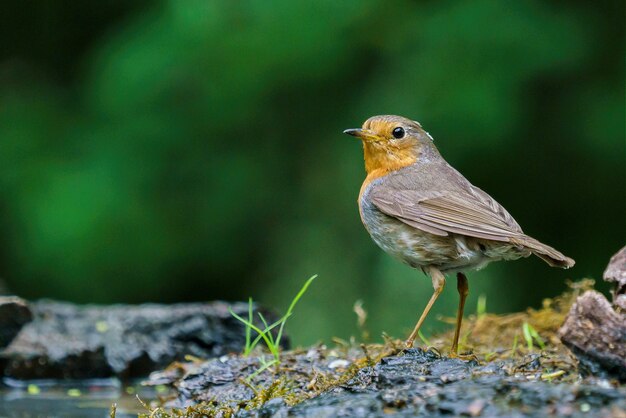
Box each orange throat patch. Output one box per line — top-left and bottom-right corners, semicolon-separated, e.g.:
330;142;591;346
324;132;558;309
359;142;418;198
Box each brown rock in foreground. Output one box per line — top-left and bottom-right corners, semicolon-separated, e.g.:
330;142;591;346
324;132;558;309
604;245;626;312
558;291;626;381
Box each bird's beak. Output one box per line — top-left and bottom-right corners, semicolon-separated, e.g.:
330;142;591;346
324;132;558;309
343;128;381;142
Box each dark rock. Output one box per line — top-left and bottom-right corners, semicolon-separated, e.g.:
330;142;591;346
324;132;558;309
161;347;626;417
155;345;364;408
558;291;626;382
603;245;626;311
175;353;258;404
0;297;33;349
0;300;283;379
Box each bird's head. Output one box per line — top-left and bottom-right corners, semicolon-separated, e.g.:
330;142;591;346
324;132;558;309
344;115;439;176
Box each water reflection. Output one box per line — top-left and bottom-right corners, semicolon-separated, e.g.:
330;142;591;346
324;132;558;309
0;378;160;417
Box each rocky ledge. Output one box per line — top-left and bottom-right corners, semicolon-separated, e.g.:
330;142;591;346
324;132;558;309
0;299;281;380
137;273;626;418
143;345;625;418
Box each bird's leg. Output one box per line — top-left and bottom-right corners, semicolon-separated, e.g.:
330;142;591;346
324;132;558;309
450;272;469;354
405;266;445;348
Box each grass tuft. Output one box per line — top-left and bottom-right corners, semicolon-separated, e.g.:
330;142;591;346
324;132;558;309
522;322;545;351
229;275;317;364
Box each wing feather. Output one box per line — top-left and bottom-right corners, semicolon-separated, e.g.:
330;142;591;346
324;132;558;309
364;162;573;268
369;187;524;242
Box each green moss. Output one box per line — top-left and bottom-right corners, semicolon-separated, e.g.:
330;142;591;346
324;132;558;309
134;280;594;417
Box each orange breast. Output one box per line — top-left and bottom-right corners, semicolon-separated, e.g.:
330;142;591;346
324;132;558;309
357;169;390;227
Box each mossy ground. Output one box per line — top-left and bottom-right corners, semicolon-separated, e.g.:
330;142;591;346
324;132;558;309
124;279;607;418
430;279;594;376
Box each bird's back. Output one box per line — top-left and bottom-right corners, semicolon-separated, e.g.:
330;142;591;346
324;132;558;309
379;159;524;234
360;156;573;270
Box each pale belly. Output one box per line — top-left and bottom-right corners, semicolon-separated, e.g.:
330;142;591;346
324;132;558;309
359;196;526;273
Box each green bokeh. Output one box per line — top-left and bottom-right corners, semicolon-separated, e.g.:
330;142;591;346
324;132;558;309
0;0;623;346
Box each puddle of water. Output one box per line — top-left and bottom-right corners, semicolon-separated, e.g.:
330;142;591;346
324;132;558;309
0;378;162;418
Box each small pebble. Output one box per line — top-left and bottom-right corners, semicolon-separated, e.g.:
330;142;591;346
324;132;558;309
466;399;486;417
306;348;321;360
328;359;350;369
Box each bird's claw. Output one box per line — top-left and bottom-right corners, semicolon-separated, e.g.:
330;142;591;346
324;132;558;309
448;351;478;361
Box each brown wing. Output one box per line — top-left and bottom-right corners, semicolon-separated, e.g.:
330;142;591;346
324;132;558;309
366;161;573;268
369;187;525;242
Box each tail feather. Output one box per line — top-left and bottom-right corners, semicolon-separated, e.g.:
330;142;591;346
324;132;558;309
511;236;575;269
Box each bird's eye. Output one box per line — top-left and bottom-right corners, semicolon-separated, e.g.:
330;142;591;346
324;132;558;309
392;127;405;139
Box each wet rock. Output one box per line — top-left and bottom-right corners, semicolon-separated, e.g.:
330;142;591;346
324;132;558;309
156;348;626;417
0;297;33;349
256;350;624;417
153;344;372;409
559;291;626;382
0;300;282;380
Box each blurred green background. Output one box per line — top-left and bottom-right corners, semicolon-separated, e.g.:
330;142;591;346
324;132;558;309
0;0;623;346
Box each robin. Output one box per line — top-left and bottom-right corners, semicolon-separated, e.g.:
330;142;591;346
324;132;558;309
344;115;574;353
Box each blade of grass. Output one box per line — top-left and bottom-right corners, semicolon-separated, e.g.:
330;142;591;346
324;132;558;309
541;370;565;381
245;358;279;382
248;314;290;353
252;320;282;349
528;324;546;350
257;312;277;357
476;294;487;318
229;308;281;359
511;334;519;353
244;298;252;355
522;322;533;351
417;330;430;346
275;274;317;347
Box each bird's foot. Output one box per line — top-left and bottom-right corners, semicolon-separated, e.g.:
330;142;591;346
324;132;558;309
403;341;442;357
448;351;478;361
